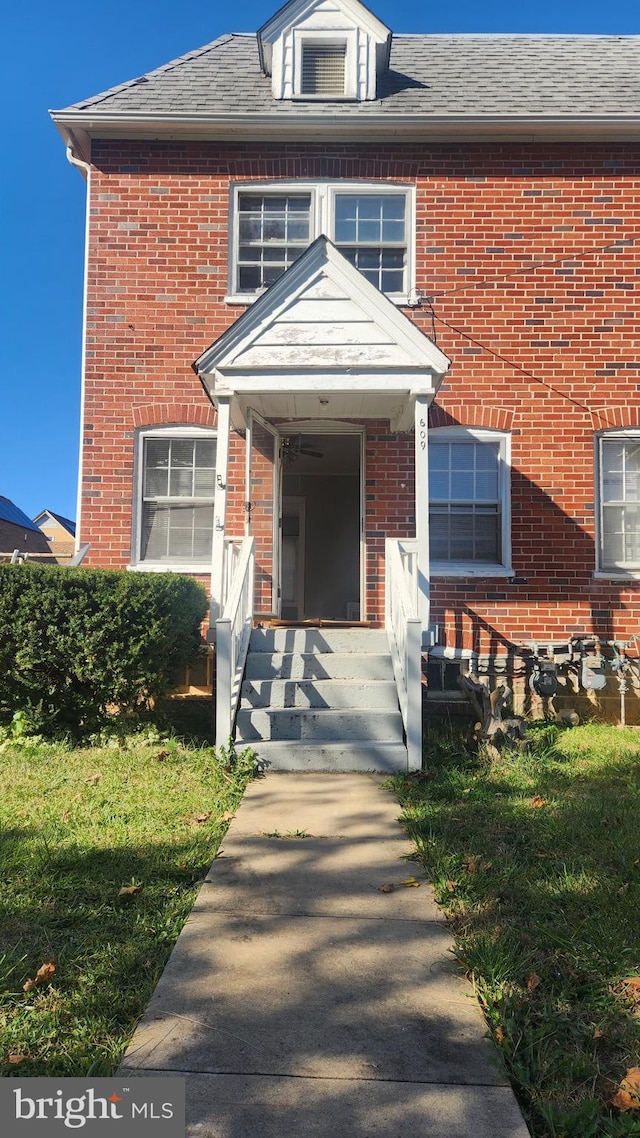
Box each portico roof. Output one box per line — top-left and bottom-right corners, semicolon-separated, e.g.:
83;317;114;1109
193;237;450;431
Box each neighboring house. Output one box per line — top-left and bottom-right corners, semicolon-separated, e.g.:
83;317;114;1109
33;510;76;562
51;0;640;758
0;498;54;561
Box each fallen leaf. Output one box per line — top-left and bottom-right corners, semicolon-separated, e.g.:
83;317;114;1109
593;1029;605;1040
22;979;36;993
379;883;395;893
176;861;187;870
85;773;101;785
7;1054;28;1064
154;750;170;762
610;1088;640;1112
463;857;480;874
622;978;640;994
220;811;235;823
400;877;421;888
526;971;541;992
462;788;471;796
530;796;548;808
191;813;211;825
445;879;457;893
622;1068;640;1095
617;883;630;898
495;1026;505;1044
118;884;143;898
35;962;55;983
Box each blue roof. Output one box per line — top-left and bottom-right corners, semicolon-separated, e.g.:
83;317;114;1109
0;497;42;533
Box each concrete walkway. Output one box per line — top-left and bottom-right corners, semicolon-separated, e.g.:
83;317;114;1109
120;774;530;1137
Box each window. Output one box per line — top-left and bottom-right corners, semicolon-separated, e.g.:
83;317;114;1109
301;43;346;95
334;192;406;294
237;194;312;292
428;428;511;573
597;433;640;574
230;183;412;300
134;429;217;568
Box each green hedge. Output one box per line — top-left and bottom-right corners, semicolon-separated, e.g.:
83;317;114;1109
0;564;208;736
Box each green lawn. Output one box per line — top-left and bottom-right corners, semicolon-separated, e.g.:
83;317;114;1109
0;732;254;1076
392;723;640;1138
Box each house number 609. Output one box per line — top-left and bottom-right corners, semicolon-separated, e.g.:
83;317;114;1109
419;419;427;450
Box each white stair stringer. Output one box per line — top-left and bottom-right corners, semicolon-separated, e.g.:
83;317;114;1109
235;627;411;772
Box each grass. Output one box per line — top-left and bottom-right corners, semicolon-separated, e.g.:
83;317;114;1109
0;729;254;1076
391;722;640;1138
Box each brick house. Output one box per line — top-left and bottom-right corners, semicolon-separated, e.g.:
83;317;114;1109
52;0;640;765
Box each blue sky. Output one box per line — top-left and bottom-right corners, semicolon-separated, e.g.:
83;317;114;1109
1;0;638;521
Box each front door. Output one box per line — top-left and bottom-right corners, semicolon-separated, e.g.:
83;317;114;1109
280;431;362;621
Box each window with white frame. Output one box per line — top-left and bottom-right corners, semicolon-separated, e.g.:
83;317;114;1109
135;429;217;567
428;428;511;572
230;183;412;300
597;432;640;573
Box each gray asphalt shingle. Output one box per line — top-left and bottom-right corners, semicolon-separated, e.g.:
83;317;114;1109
56;33;640;119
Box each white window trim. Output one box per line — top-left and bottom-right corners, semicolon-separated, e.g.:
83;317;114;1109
129;425;217;574
226;181;415;306
428;426;513;579
594;428;640;580
292;28;357;100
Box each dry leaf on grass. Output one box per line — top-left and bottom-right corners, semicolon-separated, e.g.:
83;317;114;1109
463;857;481;874
495;1026;505;1044
154;750;170;762
526;971;541;992
445;879;457;893
617;883;630;898
530;796;548;808
610;1072;640;1112
592;1028;605;1040
220;811;235;823
23;961;56;993
118;884;143;898
7;1054;28;1064
190;813;211;825
85;773;101;786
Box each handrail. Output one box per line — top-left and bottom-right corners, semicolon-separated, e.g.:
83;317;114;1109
385;538;422;772
215;536;255;750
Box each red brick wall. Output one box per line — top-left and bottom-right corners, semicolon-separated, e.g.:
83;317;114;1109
82;140;640;646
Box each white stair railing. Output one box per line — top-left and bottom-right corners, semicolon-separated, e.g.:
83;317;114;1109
215;536;255;750
385;538;423;771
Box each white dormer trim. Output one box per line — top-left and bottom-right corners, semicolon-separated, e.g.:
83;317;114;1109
258;0;391;103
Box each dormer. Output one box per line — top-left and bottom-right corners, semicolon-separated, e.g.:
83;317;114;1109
258;0;391;102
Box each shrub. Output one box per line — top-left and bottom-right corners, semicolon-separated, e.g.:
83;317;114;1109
0;564;208;736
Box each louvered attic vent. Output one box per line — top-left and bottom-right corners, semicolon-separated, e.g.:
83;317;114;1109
301;43;346;95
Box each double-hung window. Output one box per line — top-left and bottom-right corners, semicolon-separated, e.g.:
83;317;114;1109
428;428;511;574
597;432;640;574
230;183;413;301
134;428;217;569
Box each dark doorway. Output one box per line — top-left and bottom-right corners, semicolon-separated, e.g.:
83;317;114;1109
280;432;361;620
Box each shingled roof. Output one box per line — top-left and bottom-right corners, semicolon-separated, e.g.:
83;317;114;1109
55;32;640;120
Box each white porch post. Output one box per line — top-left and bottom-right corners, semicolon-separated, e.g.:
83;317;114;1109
414;394;431;645
209;396;231;627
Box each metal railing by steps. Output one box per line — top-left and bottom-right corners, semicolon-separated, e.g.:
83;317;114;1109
215;536;255;751
214;536;424;770
385;538;423;772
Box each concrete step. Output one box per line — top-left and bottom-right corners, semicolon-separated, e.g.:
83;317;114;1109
246;741;410;772
236;707;404;743
245;652;394;681
250;628;389;654
240;679;399;710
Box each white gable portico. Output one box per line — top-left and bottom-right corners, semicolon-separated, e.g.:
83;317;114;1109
194;236;449;430
193;237;449;643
